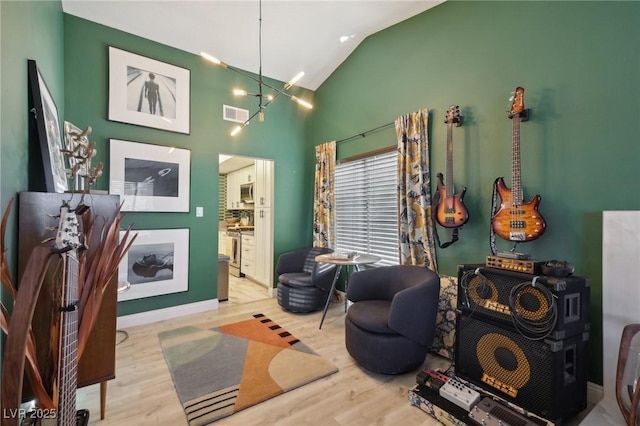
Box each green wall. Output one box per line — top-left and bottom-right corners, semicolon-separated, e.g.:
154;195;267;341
3;0;638;388
62;15;314;316
313;1;640;385
0;1;65;303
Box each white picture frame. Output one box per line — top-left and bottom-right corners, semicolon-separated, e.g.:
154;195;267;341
108;46;190;134
109;139;191;212
118;228;189;301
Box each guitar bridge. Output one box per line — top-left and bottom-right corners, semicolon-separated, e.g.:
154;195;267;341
509;231;526;241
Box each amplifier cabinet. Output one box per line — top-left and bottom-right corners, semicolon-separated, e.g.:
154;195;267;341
457;264;590;340
454;313;588;422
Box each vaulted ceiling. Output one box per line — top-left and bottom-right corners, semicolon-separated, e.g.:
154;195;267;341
62;0;445;90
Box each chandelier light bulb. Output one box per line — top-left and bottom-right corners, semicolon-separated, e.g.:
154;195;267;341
291;96;313;109
230;125;243;136
200;52;227;68
284;71;305;89
233;89;248;96
258;110;264;122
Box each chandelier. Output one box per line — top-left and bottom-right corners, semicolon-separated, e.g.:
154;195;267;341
201;0;313;136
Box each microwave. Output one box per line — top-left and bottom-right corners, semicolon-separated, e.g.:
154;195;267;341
240;182;254;203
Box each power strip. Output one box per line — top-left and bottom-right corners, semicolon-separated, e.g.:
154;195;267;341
439;378;481;411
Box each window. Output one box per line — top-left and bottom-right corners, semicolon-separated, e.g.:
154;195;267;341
334;149;399;266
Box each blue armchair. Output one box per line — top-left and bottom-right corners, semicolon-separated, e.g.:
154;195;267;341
345;265;440;374
276;247;338;313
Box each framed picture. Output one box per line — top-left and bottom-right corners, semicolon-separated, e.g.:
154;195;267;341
109;139;191;212
108;46;191;134
27;59;68;193
118;228;189;301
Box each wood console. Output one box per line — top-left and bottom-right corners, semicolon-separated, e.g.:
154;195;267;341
17;192;120;419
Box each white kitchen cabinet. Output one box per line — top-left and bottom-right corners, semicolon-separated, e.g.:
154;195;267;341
226;164;255;209
241;233;255;278
254;159;273;208
226;171;240;209
253;207;273;286
238;164;255;184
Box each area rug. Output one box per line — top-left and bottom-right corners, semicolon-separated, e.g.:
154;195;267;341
158;313;338;425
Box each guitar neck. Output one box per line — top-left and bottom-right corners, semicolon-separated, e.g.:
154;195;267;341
511;114;523;206
58;254;79;426
445;122;454;194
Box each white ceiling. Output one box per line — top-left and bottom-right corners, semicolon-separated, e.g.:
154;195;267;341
61;0;445;91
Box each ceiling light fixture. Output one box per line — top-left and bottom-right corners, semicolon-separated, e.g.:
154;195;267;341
201;0;313;136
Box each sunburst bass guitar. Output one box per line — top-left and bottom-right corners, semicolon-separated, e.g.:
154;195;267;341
435;105;469;228
491;87;546;242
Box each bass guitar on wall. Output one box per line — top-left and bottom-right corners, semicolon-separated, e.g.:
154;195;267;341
435;105;469;229
491;86;546;243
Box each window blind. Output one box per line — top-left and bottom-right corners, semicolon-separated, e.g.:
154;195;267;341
334;150;399;266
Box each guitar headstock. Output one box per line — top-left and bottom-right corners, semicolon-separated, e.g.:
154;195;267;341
54;204;85;256
508;87;526;119
445;105;463;127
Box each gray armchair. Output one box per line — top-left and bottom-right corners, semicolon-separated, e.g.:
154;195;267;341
345;265;440;374
276;247;338;313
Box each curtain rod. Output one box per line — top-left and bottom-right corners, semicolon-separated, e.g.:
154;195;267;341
336;121;394;144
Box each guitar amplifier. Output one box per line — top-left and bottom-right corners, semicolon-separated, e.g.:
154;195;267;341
455;313;588;423
485;256;544;275
457;264;590;340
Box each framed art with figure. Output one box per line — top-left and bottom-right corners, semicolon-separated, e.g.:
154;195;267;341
109;139;191;212
108;46;191;134
117;228;189;301
27;59;68;193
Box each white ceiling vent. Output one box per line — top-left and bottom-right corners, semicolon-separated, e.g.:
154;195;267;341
223;105;249;124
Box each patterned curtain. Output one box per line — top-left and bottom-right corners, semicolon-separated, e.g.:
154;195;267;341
395;109;438;272
313;141;336;248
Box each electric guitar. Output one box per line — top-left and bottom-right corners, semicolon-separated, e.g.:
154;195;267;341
435;105;469;228
491;87;546;242
23;205;90;426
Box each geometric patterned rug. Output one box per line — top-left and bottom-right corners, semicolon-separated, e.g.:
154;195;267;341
158;314;338;425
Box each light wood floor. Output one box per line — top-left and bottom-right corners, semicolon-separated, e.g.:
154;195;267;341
77;276;593;425
76;276;447;425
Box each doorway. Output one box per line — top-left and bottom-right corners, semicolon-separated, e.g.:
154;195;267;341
219;154;274;305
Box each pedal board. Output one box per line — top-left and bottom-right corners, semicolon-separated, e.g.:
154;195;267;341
486;255;543;274
468;397;538;426
439;377;481;411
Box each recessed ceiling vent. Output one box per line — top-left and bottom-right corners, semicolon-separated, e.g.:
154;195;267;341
223;105;249;124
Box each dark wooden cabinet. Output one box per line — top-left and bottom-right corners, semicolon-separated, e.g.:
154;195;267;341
17;191;120;418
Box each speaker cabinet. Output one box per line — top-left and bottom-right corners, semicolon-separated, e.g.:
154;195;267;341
457;264;590;340
455;313;588;422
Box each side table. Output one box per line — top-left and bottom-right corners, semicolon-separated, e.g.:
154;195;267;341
315;253;381;329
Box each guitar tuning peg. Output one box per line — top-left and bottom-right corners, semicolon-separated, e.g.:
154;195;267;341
47;213;60;219
45;226;58;231
41;237;55;244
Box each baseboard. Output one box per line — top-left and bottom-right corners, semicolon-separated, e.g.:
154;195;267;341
587;381;604;405
117;299;219;329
